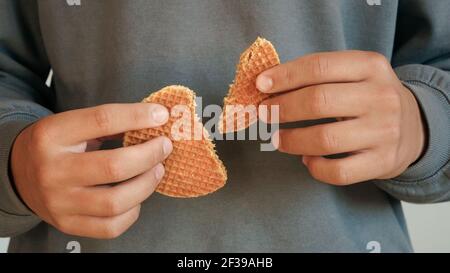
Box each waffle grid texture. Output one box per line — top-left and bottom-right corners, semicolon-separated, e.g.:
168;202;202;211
124;86;227;198
220;37;280;133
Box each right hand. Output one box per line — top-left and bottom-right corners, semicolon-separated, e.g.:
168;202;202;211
11;103;173;239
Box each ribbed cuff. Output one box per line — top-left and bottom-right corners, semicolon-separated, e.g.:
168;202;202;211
0;115;41;236
394;65;449;182
375;64;449;203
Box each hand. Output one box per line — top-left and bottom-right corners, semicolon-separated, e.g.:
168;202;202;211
11;103;173;239
257;51;425;185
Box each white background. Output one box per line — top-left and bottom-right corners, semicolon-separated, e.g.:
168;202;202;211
1;202;450;253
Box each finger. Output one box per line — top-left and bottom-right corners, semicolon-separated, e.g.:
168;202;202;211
302;151;384;185
47;103;169;145
260;83;372;123
276;119;379;156
54;205;141;239
70;164;164;217
63;136;172;186
256;51;388;93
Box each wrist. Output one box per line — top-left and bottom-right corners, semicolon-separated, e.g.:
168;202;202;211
9;124;35;213
0;118;38;217
403;84;427;165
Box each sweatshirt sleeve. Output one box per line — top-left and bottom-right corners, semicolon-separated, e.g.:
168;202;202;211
375;0;450;204
0;0;53;236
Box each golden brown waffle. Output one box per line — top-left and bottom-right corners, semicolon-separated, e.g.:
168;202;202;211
124;86;227;198
219;37;280;133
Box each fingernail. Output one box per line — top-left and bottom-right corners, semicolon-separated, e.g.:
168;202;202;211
256;75;273;93
154;164;165;181
162;138;173;156
302;156;309;166
151;105;169;124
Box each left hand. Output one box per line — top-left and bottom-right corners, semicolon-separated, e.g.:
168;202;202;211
257;51;426;185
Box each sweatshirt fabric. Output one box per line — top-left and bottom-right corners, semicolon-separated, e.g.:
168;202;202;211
0;0;449;252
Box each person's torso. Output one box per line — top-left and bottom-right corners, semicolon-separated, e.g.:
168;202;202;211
9;0;412;253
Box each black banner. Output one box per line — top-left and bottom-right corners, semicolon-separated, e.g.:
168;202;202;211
0;253;442;272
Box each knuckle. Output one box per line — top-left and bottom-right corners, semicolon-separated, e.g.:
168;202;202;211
306;160;321;179
103;156;125;182
332;163;350;186
309;86;329;115
366;52;390;72
281;65;294;87
30;121;52;147
93;106;113;133
309;54;329;79
317;127;339;153
103;193;123;216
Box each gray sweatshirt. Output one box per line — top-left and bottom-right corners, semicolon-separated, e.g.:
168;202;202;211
0;0;449;253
